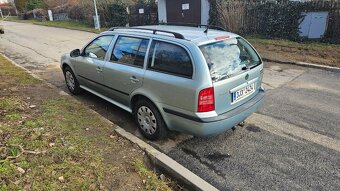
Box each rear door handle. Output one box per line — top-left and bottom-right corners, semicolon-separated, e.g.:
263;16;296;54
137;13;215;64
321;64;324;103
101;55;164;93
130;76;140;83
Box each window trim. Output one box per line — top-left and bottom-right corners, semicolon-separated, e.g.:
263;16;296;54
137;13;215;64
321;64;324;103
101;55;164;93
146;39;194;79
109;35;151;69
82;35;115;61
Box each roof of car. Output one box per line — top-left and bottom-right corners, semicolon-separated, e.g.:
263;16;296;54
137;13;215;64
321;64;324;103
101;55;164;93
102;25;240;45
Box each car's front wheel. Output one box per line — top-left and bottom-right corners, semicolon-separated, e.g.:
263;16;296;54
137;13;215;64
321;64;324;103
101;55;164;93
63;66;82;95
134;99;168;140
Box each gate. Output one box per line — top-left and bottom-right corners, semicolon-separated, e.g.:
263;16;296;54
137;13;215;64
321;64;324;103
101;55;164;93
129;3;158;26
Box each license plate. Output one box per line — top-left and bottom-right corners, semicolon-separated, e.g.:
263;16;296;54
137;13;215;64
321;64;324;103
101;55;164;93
232;83;255;103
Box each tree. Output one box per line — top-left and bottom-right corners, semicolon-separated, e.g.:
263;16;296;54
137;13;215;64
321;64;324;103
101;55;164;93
14;0;45;12
26;0;44;11
43;0;80;8
14;0;27;12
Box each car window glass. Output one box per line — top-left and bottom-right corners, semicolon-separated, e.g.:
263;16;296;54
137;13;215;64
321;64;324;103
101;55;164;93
148;41;193;78
84;36;114;60
200;37;261;82
111;36;149;67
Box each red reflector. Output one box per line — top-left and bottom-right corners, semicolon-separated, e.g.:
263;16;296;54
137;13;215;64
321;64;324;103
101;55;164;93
198;87;215;112
215;36;230;41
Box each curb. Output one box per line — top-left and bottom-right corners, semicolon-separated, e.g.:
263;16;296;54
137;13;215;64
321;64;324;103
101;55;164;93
1;53;219;191
262;58;340;73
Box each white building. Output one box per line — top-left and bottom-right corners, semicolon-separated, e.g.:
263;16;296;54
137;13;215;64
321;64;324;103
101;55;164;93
157;0;210;25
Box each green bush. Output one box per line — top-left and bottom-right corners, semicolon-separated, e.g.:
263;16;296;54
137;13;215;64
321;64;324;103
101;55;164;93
109;2;129;27
26;0;45;11
249;2;305;40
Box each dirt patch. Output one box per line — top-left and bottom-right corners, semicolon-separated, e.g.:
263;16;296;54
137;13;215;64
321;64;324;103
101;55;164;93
248;39;340;68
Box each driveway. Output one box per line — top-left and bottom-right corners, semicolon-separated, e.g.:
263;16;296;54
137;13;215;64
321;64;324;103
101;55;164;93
1;21;339;190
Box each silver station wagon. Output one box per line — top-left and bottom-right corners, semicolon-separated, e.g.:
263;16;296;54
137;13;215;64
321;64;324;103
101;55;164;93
61;25;265;140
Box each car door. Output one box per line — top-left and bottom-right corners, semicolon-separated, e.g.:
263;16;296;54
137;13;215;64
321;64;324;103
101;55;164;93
102;36;150;106
74;35;114;93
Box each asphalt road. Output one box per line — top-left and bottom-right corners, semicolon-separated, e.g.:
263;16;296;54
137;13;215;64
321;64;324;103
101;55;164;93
1;21;339;191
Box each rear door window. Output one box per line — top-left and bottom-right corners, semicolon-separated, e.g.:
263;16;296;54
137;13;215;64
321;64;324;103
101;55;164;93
111;36;149;67
147;40;193;78
200;37;261;82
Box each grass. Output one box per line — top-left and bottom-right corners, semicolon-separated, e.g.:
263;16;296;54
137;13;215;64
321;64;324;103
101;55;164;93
246;35;340;52
0;56;40;85
135;160;172;191
0;54;174;190
246;35;340;67
2;17;107;33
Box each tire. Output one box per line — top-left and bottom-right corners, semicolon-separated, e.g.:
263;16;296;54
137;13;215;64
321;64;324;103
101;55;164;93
63;66;82;95
134;99;168;140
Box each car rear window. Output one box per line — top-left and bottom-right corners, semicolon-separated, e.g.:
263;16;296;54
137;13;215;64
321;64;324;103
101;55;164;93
200;37;261;82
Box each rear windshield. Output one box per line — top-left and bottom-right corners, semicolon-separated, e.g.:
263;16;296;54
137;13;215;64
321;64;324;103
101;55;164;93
200;37;261;82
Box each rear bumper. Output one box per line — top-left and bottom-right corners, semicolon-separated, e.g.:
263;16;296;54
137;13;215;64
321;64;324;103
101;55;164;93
163;88;265;136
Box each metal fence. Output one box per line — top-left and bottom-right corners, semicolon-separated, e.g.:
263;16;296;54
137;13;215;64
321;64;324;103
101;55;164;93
53;13;69;21
129;3;158;26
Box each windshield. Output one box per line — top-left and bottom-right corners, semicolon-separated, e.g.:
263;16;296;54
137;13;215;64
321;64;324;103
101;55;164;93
200;37;261;82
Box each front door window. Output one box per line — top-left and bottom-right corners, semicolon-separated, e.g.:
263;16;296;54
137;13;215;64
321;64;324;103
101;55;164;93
84;36;114;60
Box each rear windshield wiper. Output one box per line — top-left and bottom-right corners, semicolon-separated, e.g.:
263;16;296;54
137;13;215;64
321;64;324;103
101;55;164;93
249;61;262;69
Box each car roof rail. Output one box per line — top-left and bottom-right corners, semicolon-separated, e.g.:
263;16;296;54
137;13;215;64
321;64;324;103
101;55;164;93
108;27;185;39
159;22;226;32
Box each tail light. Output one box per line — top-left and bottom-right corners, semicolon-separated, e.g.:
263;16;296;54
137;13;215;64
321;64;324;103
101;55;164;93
198;87;215;112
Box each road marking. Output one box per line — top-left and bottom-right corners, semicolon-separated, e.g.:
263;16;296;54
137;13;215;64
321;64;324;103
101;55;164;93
248;113;340;153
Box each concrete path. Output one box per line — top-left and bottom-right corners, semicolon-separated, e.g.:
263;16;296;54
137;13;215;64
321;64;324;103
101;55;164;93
1;21;339;191
0;21;93;87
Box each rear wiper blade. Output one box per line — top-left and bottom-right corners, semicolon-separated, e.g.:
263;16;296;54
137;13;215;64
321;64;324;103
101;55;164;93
249;62;261;69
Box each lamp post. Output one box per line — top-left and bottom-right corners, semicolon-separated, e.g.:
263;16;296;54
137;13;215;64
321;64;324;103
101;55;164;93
93;0;100;30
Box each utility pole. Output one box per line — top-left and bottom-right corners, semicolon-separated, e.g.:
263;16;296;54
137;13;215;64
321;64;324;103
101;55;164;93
93;0;100;30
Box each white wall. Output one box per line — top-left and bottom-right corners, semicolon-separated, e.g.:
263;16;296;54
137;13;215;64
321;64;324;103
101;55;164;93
0;0;9;4
201;0;210;25
158;0;167;23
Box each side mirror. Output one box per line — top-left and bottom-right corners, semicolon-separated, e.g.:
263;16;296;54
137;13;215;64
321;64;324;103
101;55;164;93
70;49;81;57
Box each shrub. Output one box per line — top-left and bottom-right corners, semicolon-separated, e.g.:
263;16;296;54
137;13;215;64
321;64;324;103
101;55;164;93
249;2;305;40
26;0;45;11
109;2;129;27
23;8;48;20
51;4;86;22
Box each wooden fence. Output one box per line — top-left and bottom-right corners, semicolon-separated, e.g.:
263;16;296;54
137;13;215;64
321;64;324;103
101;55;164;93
210;0;340;39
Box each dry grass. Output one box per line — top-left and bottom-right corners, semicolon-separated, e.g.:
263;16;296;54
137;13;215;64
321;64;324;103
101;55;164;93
247;36;340;67
0;54;174;190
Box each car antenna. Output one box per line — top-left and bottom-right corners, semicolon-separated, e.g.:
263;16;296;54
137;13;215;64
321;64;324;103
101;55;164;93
204;26;209;33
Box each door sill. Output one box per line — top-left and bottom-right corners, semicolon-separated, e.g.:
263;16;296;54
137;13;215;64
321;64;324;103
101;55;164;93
80;85;132;113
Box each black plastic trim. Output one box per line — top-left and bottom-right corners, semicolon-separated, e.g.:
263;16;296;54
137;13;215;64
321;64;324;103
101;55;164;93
108;27;185;39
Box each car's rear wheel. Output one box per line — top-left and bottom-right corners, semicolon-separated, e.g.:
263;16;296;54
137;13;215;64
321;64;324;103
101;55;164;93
134;99;167;140
63;66;82;95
